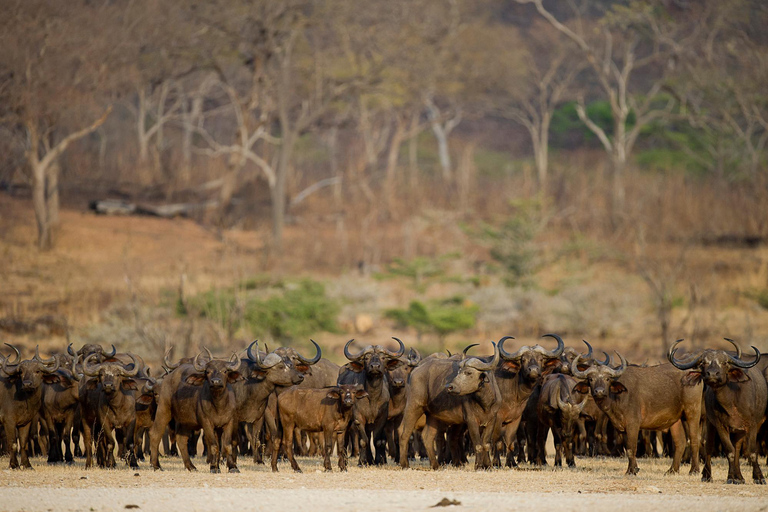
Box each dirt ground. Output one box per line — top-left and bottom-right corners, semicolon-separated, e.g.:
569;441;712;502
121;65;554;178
1;455;767;512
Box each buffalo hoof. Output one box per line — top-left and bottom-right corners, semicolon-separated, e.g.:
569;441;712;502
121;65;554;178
293;468;303;474
726;478;745;485
754;478;766;485
664;469;679;476
228;467;240;474
701;475;712;483
210;467;221;474
625;468;640;476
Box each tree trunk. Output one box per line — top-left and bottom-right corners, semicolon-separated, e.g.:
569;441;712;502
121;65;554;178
32;163;52;251
408;113;420;189
536;114;551;194
432;121;452;181
46;161;60;229
137;87;149;164
458;142;475;213
384;115;406;216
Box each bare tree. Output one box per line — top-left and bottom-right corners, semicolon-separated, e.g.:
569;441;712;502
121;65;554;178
516;0;690;224
0;1;117;249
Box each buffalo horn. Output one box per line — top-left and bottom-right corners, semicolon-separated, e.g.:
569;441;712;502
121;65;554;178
726;345;761;369
667;339;702;370
387;337;405;358
298;340;322;365
541;333;565;357
164;346;181;370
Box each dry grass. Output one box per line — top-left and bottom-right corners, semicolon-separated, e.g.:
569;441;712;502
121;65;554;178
0;455;766;512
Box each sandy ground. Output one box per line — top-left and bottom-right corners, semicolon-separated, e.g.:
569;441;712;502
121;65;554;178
1;455;767;512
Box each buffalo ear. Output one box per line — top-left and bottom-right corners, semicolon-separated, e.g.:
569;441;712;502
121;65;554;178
542;358;560;375
295;364;310;374
121;379;138;391
43;374;61;384
185;374;206;386
609;382;628;395
348;361;365;373
354;389;369;399
479;372;489;383
326;389;341;399
573;382;590;395
227;371;242;383
501;360;520;373
682;371;703;386
386;359;400;370
727;368;750;383
136;394;154;405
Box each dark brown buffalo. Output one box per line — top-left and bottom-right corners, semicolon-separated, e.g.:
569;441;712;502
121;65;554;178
149;349;242;473
77;352;142;468
572;352;703;475
275;384;368;472
0;344;60;469
534;373;588;467
669;339;767;484
399;342;501;470
385;346;421;461
492;334;564;466
40;349;80;464
231;341;305;467
337;338;404;465
257;341;331;460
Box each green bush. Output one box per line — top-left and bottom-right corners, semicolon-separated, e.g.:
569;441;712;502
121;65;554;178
479;198;543;287
375;253;461;292
385;297;478;350
244;280;340;341
183;278;339;341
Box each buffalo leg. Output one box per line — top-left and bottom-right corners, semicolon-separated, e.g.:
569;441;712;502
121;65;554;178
503;419;522;468
398;406;426;469
422;417;440;470
624;424;640;475
4;424;19;469
270;423;281;473
149;406;172;470
686;412;701;474
665;420;686;475
201;423;220;473
252;417;265;464
17;422;33;469
63;415;75;463
221;423;238;473
336;430;348;471
553;428;564;467
283;421;301;473
176;429;197;472
322;428;334;471
747;428;766;484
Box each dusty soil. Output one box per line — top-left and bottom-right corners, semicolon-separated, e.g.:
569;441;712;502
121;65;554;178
1;455;766;512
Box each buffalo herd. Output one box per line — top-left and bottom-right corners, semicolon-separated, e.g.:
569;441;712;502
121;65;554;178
0;335;766;484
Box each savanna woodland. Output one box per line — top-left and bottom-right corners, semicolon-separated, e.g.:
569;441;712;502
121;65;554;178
1;1;768;509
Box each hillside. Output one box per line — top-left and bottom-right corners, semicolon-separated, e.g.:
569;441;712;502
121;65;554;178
1;193;767;366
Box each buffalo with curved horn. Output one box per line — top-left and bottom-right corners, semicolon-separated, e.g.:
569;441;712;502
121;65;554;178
669;338;766;484
568;342;701;476
0;345;59;469
493;334;565;467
